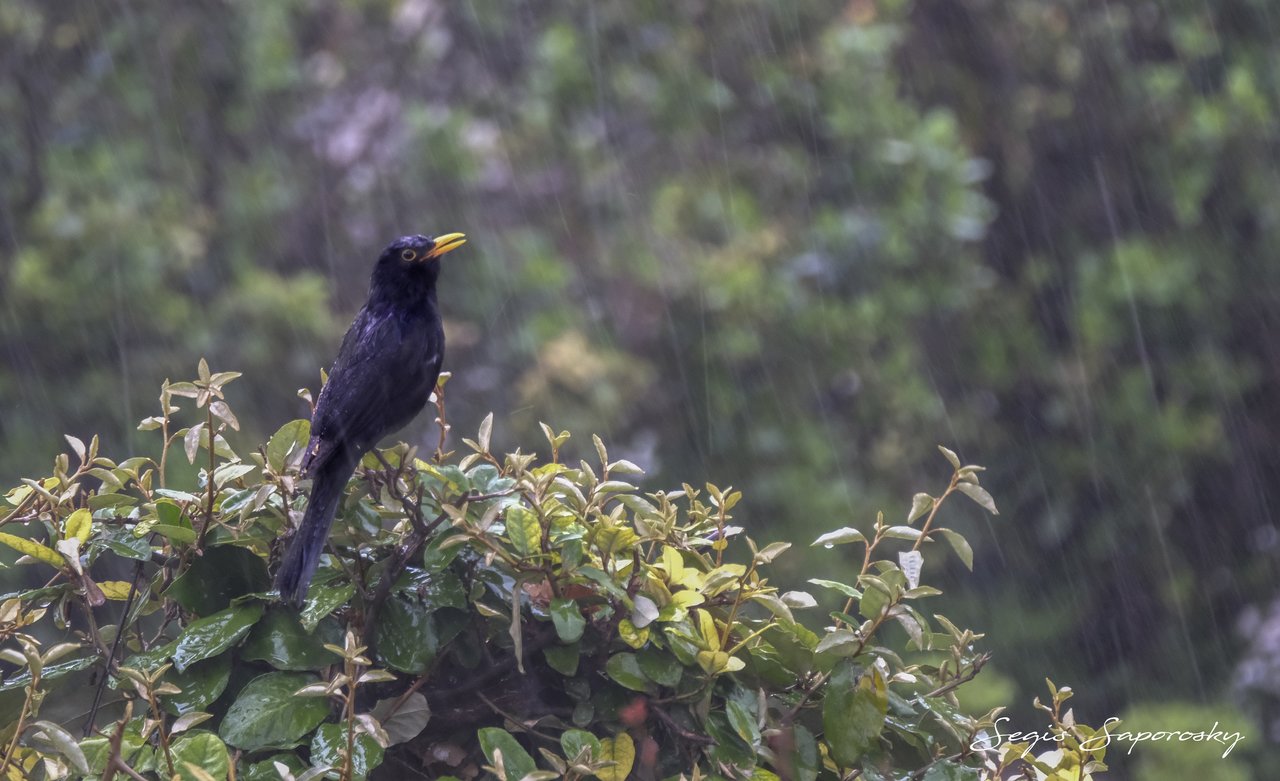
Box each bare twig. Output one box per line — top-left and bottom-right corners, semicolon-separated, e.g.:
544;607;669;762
652;705;717;746
83;560;146;737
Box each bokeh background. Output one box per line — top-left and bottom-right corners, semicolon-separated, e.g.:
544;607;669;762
2;1;1278;777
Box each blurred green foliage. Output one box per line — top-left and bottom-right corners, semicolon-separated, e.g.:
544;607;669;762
2;0;1277;774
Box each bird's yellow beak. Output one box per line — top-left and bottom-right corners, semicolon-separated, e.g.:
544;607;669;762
426;232;467;259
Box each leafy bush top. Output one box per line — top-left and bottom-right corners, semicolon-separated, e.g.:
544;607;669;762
0;365;1110;780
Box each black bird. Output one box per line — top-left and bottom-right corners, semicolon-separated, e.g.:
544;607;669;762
274;232;467;606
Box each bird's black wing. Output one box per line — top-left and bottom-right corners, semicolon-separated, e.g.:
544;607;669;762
304;307;430;472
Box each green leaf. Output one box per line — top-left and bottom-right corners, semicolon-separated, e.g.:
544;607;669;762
938;446;961;469
266;420;310;473
477;728;537;781
753;541;791;563
807;578;861;599
300;581;355;631
726;699;760;747
374;595;438;674
814;629;860;657
165;544;271;614
218;672;329;751
812;528;867;547
882;525;923;541
171;731;230;781
310;723;385;780
241;608;342;670
242;754;307;781
549;597;586;643
477;412;494;451
171;604;263;673
0;657;95;693
422;533;465;572
859;584;889;621
151;524;198;545
164;655;232;715
99;529;152;561
791;724;819;781
822;661;887;767
750;592;795;625
956;483;998;515
505;505;541;556
921;763;981;781
560;729;601;761
605;653;652;692
27;720;90;775
907;493;934;524
937;529;974;570
544;643;580;676
637;647;683;688
372;691;431;746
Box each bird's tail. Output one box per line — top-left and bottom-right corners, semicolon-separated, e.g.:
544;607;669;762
274;449;359;607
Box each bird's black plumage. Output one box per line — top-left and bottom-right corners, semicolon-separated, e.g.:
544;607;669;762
274;232;466;606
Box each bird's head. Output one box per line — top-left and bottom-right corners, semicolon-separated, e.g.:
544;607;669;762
369;232;467;298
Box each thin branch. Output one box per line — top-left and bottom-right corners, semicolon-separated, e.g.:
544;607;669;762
652;705;717;746
84;561;146;736
924;653;990;699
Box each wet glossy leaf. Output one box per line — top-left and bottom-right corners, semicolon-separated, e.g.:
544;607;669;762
938;529;974;570
164;654;232;715
171;604;263;672
242;609;341;670
792;724;819;781
311;723;385;780
298;581;355;631
171;731;229;781
605;653;652;692
550;597;586;642
477;728;536;780
812;528;867;547
808;578;861;599
505;505;541;556
218;672;329;751
372;691;431;745
938;446;961;469
726;699;760;747
266;420;310;473
814;630;860;657
907;493;934;524
27;721;89;775
165;544;270;614
822;661;887;767
637;647;683;687
956;483;998;515
374;595;437;674
99;529;152;561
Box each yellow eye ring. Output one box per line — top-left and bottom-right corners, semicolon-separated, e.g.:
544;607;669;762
400;248;417;261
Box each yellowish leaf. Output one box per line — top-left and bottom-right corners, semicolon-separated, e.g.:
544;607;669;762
595;733;635;781
65;508;92;543
0;532;65;568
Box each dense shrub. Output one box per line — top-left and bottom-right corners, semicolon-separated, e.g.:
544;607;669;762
0;365;1109;780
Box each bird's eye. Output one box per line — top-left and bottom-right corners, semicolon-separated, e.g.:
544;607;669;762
400;249;417;261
